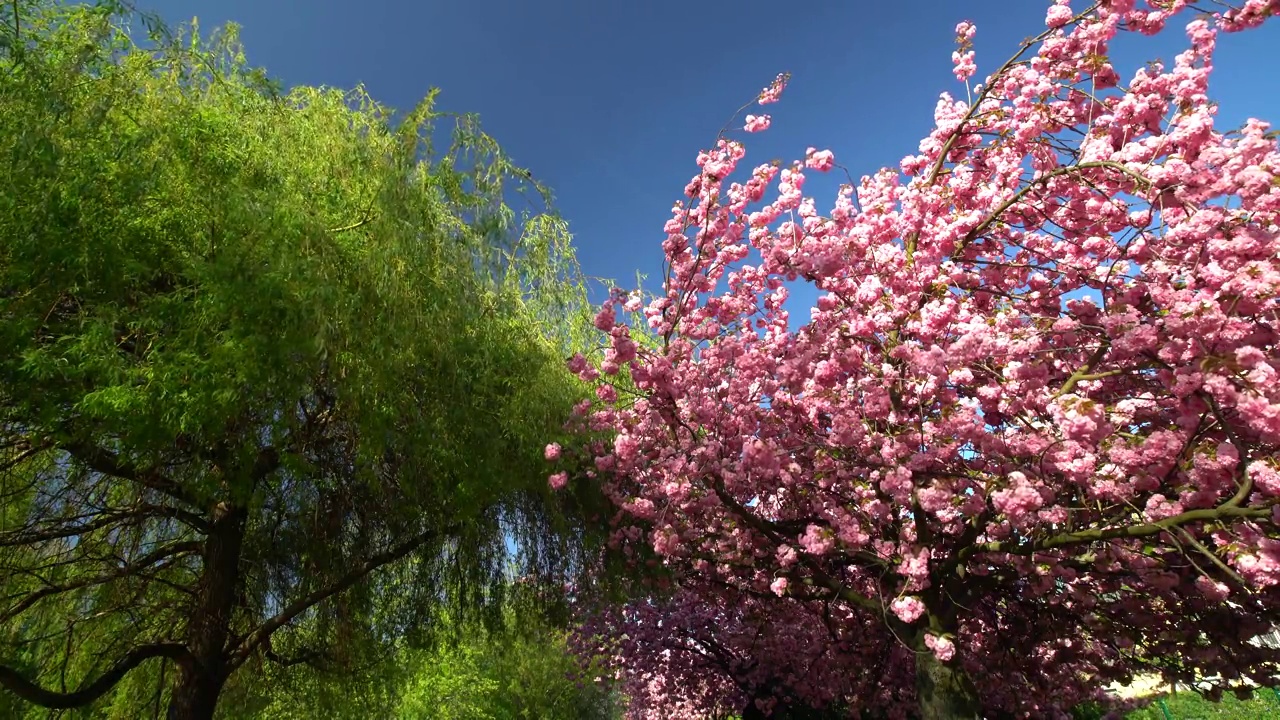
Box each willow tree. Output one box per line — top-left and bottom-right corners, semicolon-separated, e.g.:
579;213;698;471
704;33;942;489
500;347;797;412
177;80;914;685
0;2;596;718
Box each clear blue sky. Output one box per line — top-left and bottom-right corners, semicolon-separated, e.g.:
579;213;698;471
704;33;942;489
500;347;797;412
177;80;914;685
141;0;1280;304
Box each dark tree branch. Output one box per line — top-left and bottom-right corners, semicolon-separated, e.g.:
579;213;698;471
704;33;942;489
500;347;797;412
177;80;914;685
0;643;189;709
960;503;1274;560
0;504;208;547
59;441;201;508
327;211;376;234
706;479;882;613
1;540;201;622
229;522;462;667
263;638;329;668
249;446;280;487
0;437;52;473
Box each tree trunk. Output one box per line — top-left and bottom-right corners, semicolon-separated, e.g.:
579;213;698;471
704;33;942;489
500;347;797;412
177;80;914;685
167;502;246;720
166;665;226;720
915;645;981;720
742;700;767;720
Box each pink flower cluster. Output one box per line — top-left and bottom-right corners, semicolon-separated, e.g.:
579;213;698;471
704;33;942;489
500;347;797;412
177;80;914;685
925;633;956;662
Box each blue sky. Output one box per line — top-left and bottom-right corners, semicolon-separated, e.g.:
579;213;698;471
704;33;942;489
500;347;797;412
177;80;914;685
141;0;1280;308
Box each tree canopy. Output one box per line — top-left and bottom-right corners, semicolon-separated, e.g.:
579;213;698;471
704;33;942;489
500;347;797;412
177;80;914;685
8;1;1280;719
0;1;601;717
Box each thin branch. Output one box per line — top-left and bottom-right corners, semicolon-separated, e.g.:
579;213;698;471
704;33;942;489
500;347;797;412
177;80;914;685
1;541;201;623
327;211;376;234
0;437;52;473
1176;526;1248;590
706;479;882;613
1055;337;1113;398
960;503;1274;560
263;639;329;669
957;160;1152;260
0;504;208;547
229;521;462;667
59;442;201;508
0;643;189;710
904;2;1103;260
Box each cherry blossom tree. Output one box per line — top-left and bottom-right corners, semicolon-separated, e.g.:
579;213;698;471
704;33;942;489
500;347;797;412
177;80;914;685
553;0;1280;717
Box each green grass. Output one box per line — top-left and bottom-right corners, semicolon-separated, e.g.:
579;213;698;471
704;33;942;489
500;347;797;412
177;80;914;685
1120;688;1280;719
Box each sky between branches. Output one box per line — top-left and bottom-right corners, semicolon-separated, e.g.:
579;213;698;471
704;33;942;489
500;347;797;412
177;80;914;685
144;0;1280;310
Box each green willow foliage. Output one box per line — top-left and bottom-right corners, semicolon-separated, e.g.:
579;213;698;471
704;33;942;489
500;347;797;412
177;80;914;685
0;1;604;717
228;597;624;720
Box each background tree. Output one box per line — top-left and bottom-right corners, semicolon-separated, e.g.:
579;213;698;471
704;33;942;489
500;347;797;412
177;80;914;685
0;1;602;718
555;1;1280;718
394;585;623;720
218;578;624;720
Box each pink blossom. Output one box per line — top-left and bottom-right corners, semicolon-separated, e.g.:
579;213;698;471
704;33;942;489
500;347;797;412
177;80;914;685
805;148;835;172
744;114;771;133
1144;494;1183;521
593;305;615;332
1248;462;1280;496
544;442;562;461
799;524;835;555
991;472;1045;522
1194;576;1230;602
891;596;927;623
925;633;956;662
769;577;788;596
1046;3;1074;28
776;544;799;568
757;72;789;105
953;50;977;82
548;472;568;491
